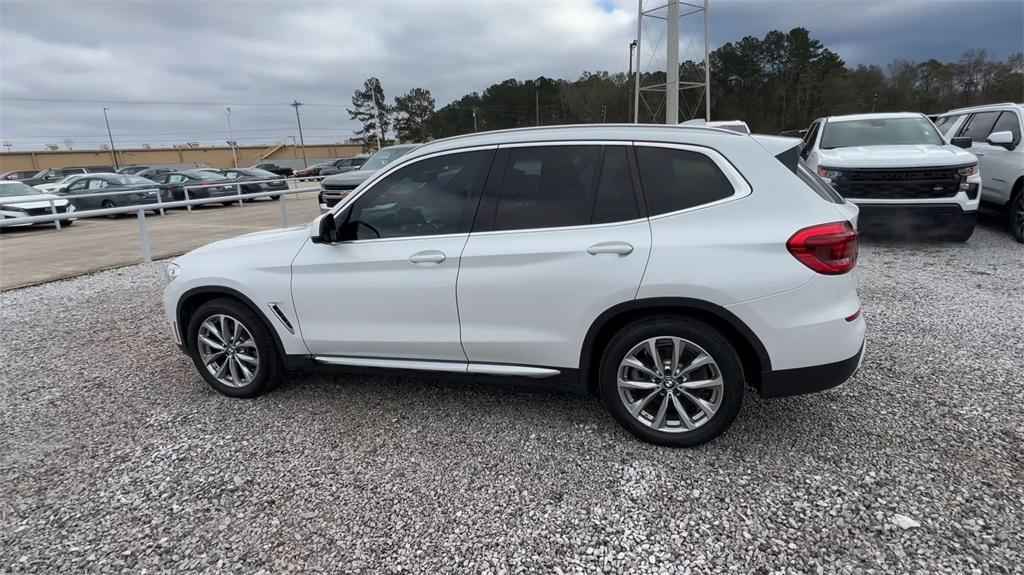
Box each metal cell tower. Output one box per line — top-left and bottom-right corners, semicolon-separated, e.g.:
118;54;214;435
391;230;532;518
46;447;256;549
633;0;710;124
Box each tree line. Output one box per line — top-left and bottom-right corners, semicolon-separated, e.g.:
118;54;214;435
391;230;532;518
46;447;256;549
349;27;1022;147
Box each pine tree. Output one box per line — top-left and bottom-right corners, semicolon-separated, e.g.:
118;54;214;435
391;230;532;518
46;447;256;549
348;77;391;150
393;88;436;143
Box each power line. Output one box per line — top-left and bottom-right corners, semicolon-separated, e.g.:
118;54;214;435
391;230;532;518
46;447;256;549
0;96;289;106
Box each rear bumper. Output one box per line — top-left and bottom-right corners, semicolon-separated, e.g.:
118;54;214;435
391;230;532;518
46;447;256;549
759;342;864;398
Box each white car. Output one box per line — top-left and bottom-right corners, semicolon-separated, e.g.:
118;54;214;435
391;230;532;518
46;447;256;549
933;102;1024;243
164;125;865;447
34;173;85;193
800;112;982;242
0;181;75;227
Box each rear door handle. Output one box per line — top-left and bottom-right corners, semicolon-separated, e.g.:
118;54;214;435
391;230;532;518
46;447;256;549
587;242;634;256
409;250;446;264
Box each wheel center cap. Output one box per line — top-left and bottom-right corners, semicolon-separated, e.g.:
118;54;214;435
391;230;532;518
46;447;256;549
662;378;676;389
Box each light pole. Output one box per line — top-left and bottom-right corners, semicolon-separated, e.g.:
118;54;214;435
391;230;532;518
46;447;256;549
225;107;238;168
290;100;308;167
102;107;118;169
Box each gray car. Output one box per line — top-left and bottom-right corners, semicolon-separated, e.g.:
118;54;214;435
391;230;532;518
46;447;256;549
58;173;166;214
318;144;419;211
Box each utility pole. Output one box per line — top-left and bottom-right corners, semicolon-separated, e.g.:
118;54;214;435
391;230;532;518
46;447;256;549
370;89;385;150
704;0;711;121
666;0;680;125
102;107;118;169
290;100;307;167
601;105;607;123
472;107;478;132
535;89;540;126
628;39;637;120
225;106;238;168
633;0;642;123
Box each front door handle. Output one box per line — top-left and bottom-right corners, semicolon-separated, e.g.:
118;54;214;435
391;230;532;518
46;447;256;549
587;242;634;256
409;250;446;264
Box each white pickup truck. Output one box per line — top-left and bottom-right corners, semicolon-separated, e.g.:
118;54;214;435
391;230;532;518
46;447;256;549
800;112;982;242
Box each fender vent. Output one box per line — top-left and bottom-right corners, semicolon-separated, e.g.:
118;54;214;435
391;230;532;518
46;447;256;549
268;303;295;334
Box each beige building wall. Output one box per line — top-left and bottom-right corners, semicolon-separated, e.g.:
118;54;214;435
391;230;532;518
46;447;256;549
0;143;365;172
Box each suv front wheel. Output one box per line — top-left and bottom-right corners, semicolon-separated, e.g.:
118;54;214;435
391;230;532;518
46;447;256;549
187;298;282;398
598;317;744;447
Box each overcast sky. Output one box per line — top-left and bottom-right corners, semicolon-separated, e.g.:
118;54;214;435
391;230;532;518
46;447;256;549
1;0;1021;151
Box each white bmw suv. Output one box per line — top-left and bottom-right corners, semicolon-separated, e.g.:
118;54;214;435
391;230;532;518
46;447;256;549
164;125;866;447
800;112;982;242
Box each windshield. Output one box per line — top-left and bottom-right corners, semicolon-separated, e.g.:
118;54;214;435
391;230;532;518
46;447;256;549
361;146;416;171
110;176;156;186
190;171;228;181
821;117;944;149
0;182;43;197
244;168;277;178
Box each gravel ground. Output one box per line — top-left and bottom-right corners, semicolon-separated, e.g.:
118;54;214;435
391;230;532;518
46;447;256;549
1;219;1022;574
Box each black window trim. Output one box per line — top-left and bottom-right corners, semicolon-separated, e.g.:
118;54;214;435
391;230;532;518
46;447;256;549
472;140;649;235
632;141;752;221
328;145;499;245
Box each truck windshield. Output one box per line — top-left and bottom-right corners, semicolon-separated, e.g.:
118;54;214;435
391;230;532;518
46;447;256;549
820;117;944;149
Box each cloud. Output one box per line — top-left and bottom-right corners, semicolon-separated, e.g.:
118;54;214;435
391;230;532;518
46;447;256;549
0;0;1020;149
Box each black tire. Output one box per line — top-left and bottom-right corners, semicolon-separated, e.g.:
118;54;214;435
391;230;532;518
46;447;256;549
187;298;282;398
1011;188;1024;244
101;199;119;219
222;201;236;207
598;316;744;447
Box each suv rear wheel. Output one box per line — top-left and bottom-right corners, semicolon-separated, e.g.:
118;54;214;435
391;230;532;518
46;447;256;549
1011;187;1023;243
598;317;744;447
187;298;282;398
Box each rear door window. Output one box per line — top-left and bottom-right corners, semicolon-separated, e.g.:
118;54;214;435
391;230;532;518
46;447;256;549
487;145;641;232
634;146;737;216
492;145;599;231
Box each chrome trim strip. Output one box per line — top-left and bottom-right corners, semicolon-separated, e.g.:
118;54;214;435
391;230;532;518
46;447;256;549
313;356;561;378
467;364;561;378
314;356;468;373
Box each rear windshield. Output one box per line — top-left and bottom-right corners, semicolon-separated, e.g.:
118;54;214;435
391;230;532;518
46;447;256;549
190;171;228;181
797;163;844;204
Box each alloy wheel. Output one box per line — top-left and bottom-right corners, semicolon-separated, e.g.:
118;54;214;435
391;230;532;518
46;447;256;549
616;336;724;433
197;314;260;388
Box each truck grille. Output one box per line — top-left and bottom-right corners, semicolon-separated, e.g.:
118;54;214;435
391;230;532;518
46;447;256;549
832;167;961;200
320;183;357;207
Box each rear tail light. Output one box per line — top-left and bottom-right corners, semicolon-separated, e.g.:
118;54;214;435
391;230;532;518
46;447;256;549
787;221;858;275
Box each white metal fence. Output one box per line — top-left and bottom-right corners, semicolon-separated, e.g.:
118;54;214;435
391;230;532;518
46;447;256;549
0;177;326;263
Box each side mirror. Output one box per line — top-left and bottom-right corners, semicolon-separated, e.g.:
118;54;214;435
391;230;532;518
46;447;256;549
986;130;1015;150
311;212;339;244
950;136;973;149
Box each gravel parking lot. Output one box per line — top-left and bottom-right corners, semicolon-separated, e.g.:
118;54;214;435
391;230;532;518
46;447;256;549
1;220;1021;574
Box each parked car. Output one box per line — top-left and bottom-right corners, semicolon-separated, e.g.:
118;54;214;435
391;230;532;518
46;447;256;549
150;170;240;204
116;166;151;175
135;167;176;179
0;181;75;227
251;163;294;178
318;156;368;177
216;168;288;200
56;173;166;214
19;166;113;187
800;112;981;242
1;170;40;181
164;125;865;448
932;102;1023;243
34;173;86;193
318;144;419;211
293;161;335;179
